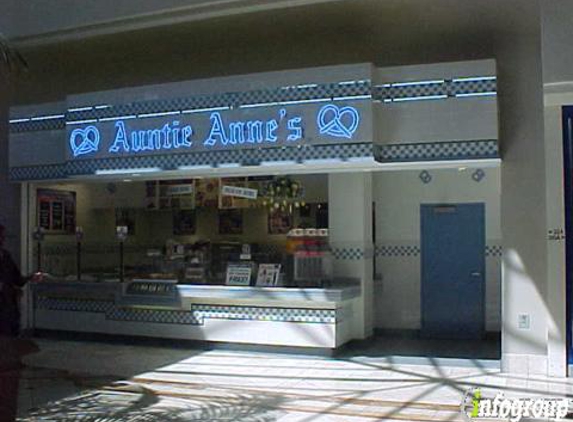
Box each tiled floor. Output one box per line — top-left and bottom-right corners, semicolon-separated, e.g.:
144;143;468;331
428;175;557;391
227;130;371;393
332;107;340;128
12;337;573;421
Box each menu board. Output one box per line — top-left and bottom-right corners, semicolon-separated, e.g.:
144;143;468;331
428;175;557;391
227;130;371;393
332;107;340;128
37;189;76;234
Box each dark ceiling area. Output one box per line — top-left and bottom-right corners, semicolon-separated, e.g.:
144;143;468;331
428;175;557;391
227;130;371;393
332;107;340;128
9;0;534;105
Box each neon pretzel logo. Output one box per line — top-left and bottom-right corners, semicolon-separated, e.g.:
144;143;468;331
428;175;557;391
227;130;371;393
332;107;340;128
317;104;360;139
69;126;100;157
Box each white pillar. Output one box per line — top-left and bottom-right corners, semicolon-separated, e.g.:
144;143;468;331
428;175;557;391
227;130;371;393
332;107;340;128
328;172;373;339
497;10;550;375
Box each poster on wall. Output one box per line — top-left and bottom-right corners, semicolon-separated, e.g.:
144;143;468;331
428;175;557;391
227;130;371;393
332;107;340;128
173;209;196;235
36;189;76;234
218;209;243;235
195;178;220;208
268;209;292;235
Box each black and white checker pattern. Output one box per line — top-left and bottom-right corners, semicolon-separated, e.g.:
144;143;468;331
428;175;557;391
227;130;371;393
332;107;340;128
36;297;114;313
35;296;337;325
450;79;497;96
10;76;496;134
485;245;503;257
331;247;365;260
64;82;371;125
374;244;502;258
193;304;335;324
10;118;65;133
375;245;420;257
372;78;496;102
9;164;67;181
10;143;373;181
374;140;499;162
108;308;199;324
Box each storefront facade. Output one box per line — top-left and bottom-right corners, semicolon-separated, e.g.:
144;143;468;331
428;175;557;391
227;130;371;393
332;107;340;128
4;0;573;378
6;60;502;351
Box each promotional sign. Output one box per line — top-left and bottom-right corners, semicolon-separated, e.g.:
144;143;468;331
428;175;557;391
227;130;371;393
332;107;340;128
256;264;282;287
225;263;253;286
66;101;371;160
36;189;76;234
221;185;258;200
166;184;194;196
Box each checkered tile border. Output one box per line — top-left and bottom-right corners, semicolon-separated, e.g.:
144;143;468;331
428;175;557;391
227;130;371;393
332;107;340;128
374;140;499;162
10;76;496;134
10;119;65;133
332;247;366;260
376;245;421;257
36;297;114;313
374;244;502;258
373;78;496;101
11;81;370;134
35;295;337;325
193;304;335;324
485;245;503;257
10;143;373;180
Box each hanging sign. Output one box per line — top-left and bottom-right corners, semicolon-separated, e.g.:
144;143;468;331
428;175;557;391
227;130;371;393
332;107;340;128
221;185;258;200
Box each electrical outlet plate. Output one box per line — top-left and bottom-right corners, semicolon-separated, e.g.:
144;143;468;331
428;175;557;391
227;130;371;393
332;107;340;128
518;314;530;330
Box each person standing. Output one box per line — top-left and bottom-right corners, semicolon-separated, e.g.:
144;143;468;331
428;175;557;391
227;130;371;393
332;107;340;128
0;224;40;421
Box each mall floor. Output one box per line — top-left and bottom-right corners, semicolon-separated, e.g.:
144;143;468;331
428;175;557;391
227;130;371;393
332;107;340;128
14;336;572;422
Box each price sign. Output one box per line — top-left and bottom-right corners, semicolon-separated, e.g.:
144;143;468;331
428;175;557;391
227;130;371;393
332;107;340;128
225;263;253;286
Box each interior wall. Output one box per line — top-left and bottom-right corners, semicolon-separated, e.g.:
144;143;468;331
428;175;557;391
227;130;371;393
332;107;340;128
373;167;501;332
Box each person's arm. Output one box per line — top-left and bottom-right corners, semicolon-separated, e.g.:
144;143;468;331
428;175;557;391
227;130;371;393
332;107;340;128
5;253;27;287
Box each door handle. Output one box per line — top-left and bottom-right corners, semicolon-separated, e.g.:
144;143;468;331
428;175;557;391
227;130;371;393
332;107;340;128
470;272;482;277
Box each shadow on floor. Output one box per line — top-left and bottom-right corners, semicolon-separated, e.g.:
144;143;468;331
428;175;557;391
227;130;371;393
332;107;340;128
339;331;501;361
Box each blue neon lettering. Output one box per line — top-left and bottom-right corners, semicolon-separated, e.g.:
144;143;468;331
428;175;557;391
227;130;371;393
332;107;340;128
204;113;228;146
229;122;245;144
140;131;153;151
246;121;264;143
181;126;193;147
172;121;181;148
265;120;278;142
287;117;303;141
109;121;130;153
161;124;172;149
150;129;162;150
131;132;142;152
108;120;193;154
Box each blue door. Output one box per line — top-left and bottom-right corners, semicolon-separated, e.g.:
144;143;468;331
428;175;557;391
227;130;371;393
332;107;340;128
421;203;485;339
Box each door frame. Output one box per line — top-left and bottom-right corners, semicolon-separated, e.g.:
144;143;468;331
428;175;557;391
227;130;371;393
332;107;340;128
562;106;573;367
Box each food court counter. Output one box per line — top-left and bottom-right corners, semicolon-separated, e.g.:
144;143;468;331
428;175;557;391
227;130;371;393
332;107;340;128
29;279;362;350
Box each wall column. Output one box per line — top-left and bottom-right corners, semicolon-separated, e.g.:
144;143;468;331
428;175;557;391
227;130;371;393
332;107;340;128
497;9;550;375
328;172;373;339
